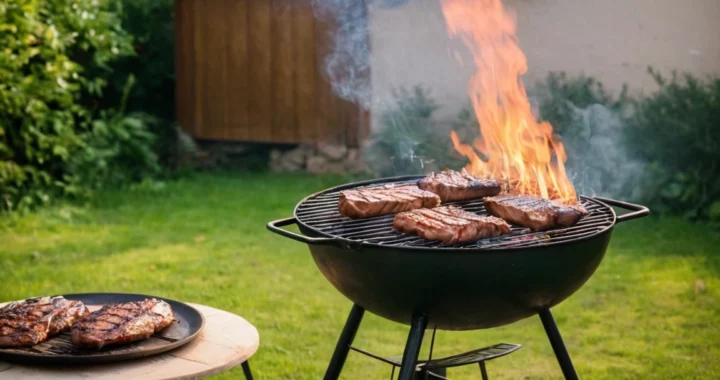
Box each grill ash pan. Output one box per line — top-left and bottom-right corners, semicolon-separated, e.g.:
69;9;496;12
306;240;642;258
268;176;649;330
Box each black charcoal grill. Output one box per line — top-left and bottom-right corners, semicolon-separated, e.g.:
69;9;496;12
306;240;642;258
267;175;649;380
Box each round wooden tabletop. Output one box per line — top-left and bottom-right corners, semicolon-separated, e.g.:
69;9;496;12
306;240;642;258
0;303;259;380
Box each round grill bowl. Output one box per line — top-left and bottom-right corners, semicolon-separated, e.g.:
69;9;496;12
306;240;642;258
268;176;649;330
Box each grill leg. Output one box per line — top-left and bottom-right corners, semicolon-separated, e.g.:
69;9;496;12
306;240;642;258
242;361;254;380
479;361;489;380
398;312;429;380
539;309;579;380
324;304;365;380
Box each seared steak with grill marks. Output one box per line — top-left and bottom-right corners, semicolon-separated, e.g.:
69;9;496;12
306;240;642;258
71;298;173;349
0;296;89;347
393;206;511;244
418;169;502;202
484;195;588;231
339;184;441;218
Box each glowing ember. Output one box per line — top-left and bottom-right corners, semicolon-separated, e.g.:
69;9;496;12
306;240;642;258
441;0;578;204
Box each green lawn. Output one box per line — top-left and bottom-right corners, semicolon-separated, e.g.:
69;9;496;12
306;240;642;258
1;172;718;379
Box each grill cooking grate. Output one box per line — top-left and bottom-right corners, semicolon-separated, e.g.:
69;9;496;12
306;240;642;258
295;179;615;250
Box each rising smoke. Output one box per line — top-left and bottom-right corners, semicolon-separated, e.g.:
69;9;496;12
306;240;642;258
310;0;410;109
552;103;646;199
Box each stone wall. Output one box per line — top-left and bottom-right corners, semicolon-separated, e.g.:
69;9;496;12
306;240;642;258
269;143;369;174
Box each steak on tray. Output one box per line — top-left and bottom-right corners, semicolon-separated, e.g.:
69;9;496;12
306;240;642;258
484;194;588;231
393;206;511;244
339;184;441;218
0;296;89;348
71;298;174;349
418;169;502;202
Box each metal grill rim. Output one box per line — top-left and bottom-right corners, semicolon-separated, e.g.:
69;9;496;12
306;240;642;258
293;176;616;251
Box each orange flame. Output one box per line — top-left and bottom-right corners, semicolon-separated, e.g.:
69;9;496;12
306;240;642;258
441;0;578;203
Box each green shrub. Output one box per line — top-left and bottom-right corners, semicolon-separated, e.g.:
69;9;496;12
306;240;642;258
70;76;160;191
710;201;720;228
103;0;178;163
536;72;629;132
0;0;160;212
533;72;643;199
534;69;720;221
364;86;468;176
534;72;630;159
111;0;175;117
624;68;720;219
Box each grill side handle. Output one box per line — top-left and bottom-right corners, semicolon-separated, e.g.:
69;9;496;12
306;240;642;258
267;217;345;247
593;197;650;223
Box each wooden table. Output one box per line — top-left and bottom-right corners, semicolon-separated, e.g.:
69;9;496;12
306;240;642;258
0;303;259;380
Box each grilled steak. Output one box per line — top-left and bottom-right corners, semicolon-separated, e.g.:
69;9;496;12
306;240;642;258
418;169;502;202
339;184;441;218
484;195;588;231
393;206;511;244
0;296;89;348
71;298;173;349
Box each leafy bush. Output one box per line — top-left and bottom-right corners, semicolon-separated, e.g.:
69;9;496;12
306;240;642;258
536;72;629;131
70;76;160;191
534;72;630;161
535;69;720;221
86;0;178;166
624;68;720;219
113;0;175;119
364;86;468;176
533;72;644;199
0;0;160;212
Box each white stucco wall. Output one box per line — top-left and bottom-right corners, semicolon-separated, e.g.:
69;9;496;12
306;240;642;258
369;0;720;125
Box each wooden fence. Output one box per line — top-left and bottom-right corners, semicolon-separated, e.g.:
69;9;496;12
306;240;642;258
174;0;369;147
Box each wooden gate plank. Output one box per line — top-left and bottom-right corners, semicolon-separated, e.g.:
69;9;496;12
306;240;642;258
174;0;195;136
271;0;298;143
226;0;249;141
205;0;229;140
313;14;343;144
247;0;274;142
293;1;317;143
192;0;208;138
